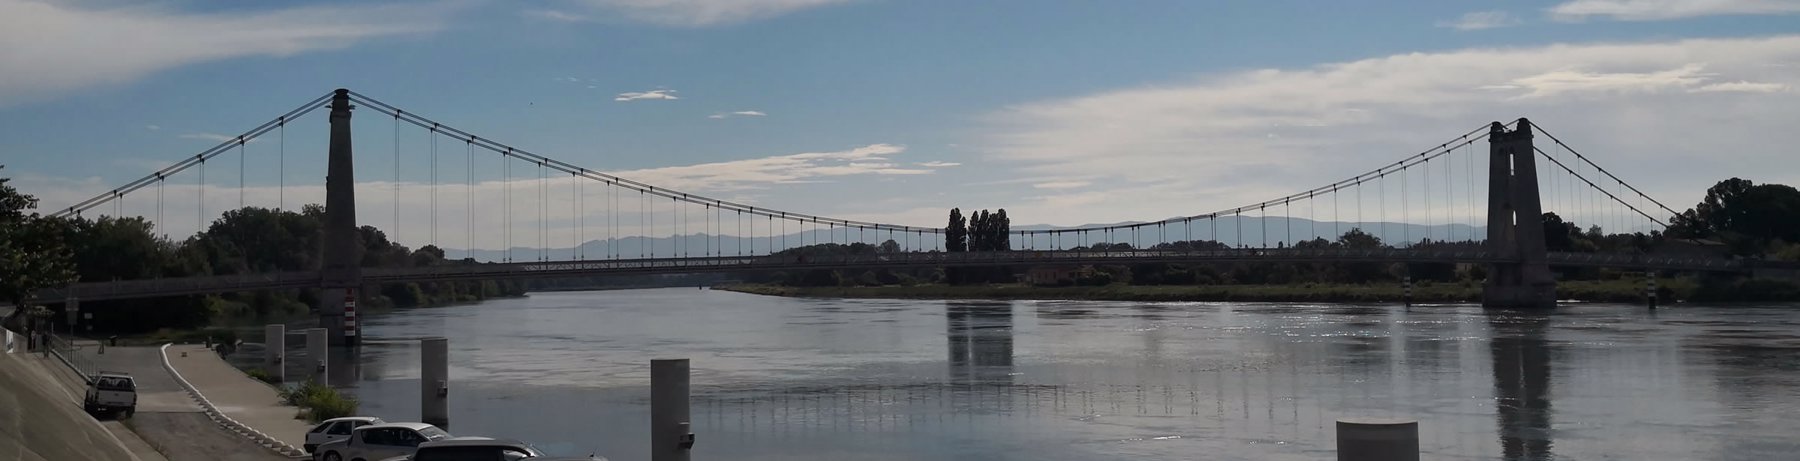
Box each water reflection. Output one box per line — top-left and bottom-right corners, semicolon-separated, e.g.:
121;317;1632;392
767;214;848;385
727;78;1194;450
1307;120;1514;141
1487;310;1554;460
946;302;1015;384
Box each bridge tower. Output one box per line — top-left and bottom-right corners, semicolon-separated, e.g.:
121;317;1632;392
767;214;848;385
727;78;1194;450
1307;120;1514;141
1482;118;1556;308
321;89;363;345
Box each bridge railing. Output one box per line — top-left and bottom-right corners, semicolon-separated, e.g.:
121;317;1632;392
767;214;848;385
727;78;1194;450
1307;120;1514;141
27;248;1759;303
36;271;321;302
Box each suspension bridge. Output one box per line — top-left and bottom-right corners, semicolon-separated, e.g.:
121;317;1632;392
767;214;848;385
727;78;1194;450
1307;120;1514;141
30;89;1779;344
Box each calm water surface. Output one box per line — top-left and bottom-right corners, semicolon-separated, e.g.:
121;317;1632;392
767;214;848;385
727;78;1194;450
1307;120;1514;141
332;289;1800;460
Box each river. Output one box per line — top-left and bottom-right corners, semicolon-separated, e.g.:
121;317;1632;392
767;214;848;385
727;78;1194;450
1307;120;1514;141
334;288;1800;460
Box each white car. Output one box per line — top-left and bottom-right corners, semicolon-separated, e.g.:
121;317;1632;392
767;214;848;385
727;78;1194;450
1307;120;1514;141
314;422;451;461
376;436;610;461
304;416;386;453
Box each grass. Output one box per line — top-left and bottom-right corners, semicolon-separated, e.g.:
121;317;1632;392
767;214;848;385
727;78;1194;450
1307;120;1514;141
721;278;1693;304
278;381;359;423
243;368;279;385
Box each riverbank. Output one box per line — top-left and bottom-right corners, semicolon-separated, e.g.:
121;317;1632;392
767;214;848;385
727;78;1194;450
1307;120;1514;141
720;278;1693;303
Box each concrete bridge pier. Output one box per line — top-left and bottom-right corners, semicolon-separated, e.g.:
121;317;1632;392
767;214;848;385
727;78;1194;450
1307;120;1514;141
1482;119;1557;309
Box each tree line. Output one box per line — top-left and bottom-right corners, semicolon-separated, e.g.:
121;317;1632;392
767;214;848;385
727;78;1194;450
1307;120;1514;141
1;166;525;335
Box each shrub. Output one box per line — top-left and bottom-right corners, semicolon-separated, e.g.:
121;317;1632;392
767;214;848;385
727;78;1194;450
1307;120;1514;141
279;381;360;423
245;368;279;384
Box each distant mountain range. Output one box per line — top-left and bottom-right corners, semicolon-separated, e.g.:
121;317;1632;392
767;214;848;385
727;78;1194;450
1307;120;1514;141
441;216;1492;263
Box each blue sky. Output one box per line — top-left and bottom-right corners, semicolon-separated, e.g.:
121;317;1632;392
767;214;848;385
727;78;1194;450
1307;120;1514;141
4;0;1800;247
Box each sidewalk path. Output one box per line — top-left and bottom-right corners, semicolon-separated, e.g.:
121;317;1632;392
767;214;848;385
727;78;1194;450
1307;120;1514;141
76;345;287;461
165;344;315;451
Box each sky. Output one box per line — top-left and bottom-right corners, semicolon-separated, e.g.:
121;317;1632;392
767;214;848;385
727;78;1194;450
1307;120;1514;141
2;0;1799;249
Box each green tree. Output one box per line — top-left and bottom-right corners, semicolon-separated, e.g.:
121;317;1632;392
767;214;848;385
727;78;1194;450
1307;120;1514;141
1667;178;1800;254
0;166;77;323
946;208;967;252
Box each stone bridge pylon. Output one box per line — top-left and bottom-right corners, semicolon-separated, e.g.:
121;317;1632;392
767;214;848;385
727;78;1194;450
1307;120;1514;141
1482;118;1556;308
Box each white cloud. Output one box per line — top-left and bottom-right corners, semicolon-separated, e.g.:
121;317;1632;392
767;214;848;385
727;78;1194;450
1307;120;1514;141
1032;180;1091;190
615;89;679;101
569;0;850;26
523;9;590;22
554;76;582;83
145;124;160;131
179;133;258;143
709;110;767;119
1692;80;1791;93
606;144;928;192
0;0;451;108
1497;63;1713;98
1436;10;1521;30
1549;0;1800;21
918;161;961;168
979;35;1800;226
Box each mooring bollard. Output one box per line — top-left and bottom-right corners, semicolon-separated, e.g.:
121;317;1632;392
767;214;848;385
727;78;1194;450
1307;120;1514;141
651;359;694;461
421;337;449;429
263;324;284;383
1646;271;1658;309
307;328;328;384
1336;418;1419;461
1403;275;1413;307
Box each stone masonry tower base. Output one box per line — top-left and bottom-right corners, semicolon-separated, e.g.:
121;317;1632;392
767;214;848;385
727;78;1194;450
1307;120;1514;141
1482;119;1557;309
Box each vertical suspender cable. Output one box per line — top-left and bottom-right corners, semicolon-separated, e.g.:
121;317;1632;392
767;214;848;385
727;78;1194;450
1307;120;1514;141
1401;166;1409;245
431;127;439;247
575;172;581;260
157;176;165;239
397;119;404;242
1379;171;1387;243
278;117;286;211
466;139;474;259
1446;144;1455;243
237;139;245;210
1466;143;1476;242
198;157;205;233
504;152;511;262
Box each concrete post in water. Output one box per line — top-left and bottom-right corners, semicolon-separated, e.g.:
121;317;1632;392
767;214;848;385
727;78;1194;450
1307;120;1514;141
1647;271;1658;309
1336;418;1419;461
651;359;694;461
263;324;284;383
421;337;449;428
307;328;329;384
1402;275;1413;307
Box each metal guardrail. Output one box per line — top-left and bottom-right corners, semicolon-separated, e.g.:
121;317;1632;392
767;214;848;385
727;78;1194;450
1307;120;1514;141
46;333;93;383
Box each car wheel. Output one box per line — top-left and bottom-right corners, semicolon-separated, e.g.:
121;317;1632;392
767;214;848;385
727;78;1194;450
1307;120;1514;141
322;452;343;461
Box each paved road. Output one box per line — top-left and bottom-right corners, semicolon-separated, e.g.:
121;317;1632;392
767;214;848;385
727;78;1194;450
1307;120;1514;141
75;345;288;461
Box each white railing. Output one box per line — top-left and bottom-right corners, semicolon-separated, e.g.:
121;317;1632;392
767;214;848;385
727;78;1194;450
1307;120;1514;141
157;344;306;458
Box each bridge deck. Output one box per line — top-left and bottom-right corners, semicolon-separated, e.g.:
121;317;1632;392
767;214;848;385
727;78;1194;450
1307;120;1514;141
30;249;1765;303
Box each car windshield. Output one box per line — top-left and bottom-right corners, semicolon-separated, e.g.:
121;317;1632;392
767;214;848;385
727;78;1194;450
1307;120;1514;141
95;376;134;391
418;427;451;440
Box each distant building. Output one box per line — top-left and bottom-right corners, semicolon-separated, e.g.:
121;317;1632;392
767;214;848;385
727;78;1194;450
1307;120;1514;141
1026;266;1079;285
